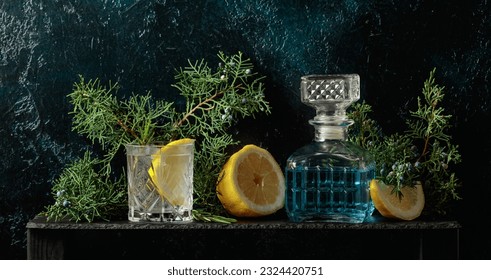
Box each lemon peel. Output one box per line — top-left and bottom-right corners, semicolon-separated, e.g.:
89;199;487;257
217;144;285;217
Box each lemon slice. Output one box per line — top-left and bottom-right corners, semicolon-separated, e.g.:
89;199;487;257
370;179;425;220
148;138;195;206
216;144;285;217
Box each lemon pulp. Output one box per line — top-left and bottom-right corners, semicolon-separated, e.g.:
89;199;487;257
217;144;285;217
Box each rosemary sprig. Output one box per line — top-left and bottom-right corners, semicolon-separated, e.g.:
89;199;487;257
348;68;461;216
192;209;237;224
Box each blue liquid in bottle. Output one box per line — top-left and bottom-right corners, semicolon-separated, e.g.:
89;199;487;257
285;143;375;223
285;74;375;223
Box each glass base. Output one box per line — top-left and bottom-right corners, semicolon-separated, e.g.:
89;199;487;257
128;210;162;222
129;207;192;222
287;210;370;223
162;208;193;222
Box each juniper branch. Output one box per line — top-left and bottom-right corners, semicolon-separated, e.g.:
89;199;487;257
348;68;462;216
45;52;270;222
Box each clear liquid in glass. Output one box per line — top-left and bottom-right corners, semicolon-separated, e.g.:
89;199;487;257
125;142;194;222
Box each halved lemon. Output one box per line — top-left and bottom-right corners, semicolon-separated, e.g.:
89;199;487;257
148;138;195;206
370;179;425;220
216;144;285;217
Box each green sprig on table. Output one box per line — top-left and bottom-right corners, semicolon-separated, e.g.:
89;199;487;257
43;51;271;222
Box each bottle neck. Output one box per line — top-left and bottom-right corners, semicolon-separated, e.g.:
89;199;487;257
309;118;352;141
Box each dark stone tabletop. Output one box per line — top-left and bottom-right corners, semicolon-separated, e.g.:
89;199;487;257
27;214;461;231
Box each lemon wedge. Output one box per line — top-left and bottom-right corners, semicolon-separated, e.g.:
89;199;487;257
370;179;425;220
148;138;195;206
216;144;285;217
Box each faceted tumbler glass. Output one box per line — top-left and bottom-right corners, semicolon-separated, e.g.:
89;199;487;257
125;141;194;222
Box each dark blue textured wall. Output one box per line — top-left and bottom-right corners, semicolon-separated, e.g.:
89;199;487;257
1;0;490;259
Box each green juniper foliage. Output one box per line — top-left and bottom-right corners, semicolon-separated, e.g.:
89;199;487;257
348;68;461;216
44;51;270;223
44;151;126;222
68;78;176;174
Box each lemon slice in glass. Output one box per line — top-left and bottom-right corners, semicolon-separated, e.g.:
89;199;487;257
148;138;195;206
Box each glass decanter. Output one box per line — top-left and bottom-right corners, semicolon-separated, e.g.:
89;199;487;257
285;74;375;223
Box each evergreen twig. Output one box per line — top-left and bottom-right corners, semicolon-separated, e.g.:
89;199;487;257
43;151;126;222
348;68;461;216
